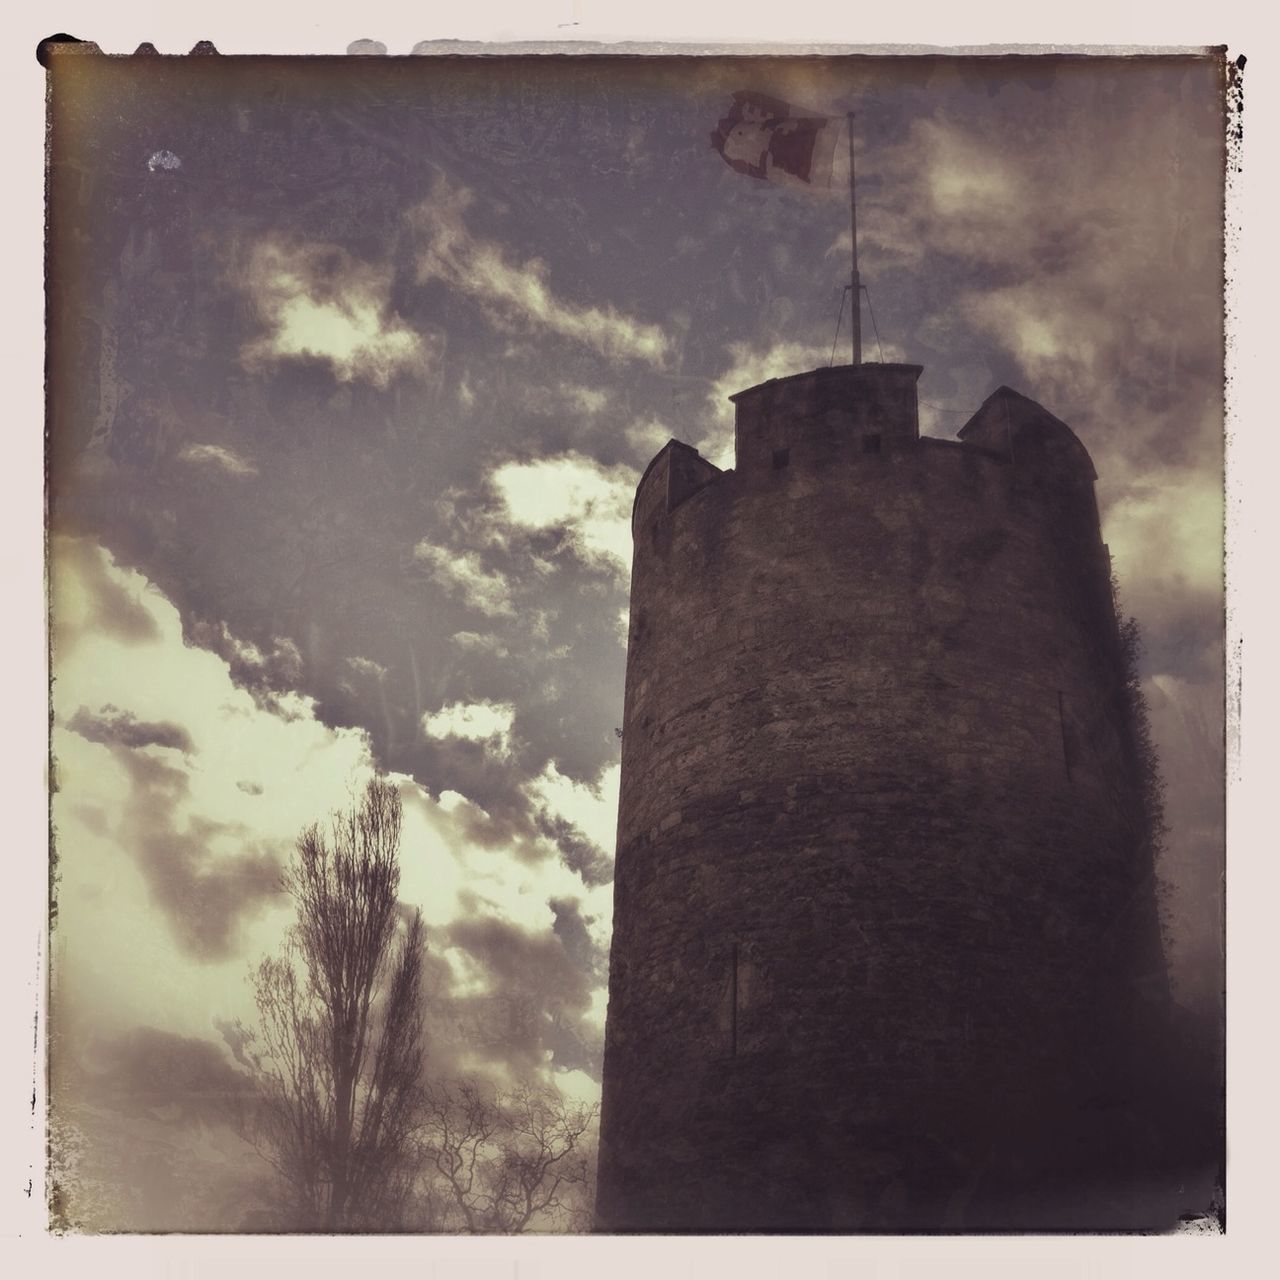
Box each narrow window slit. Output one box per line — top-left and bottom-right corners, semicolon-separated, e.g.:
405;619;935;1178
772;448;790;470
1057;690;1074;781
730;942;739;1057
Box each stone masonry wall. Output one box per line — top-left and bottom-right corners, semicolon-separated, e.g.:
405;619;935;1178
596;367;1169;1232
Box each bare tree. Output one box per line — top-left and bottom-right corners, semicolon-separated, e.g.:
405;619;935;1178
419;1078;598;1233
246;777;425;1230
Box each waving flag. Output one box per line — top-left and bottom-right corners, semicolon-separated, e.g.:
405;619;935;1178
710;91;839;189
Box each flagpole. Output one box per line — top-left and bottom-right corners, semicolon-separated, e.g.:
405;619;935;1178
847;111;862;366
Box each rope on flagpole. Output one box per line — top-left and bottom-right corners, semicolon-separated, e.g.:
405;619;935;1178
863;284;886;364
829;285;851;368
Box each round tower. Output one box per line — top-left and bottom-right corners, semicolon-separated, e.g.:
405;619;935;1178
596;364;1170;1232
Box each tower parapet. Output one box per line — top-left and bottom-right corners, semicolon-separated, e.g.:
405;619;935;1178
959;383;1097;478
631;438;722;537
731;362;923;470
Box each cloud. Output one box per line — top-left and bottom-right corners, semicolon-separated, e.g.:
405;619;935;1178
48;534;613;1144
422;699;517;756
177;443;258;477
489;453;636;569
347;655;388;682
870;102;1220;438
106;746;287;961
66;705;195;755
531;812;613;890
50;537;374;981
1103;470;1224;603
549;896;609;985
441;913;601;1078
412;455;636;649
394;772;616;1083
239;237;433;388
74;1025;254;1119
525;760;619;859
851;118;1046;273
829;101;1225;687
953;272;1223;642
52;537;161;656
560;384;610;415
214;1016;257;1072
523;382;612;418
411;178;670;367
412;543;516;618
624;416;677;460
451;631;509;658
184;620;307;715
50;1025;262;1232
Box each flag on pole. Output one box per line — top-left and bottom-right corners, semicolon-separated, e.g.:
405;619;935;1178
710;91;839;189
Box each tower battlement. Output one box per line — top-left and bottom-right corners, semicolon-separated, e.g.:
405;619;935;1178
632;366;1103;551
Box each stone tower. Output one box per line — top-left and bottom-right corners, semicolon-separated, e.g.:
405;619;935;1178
595;364;1172;1232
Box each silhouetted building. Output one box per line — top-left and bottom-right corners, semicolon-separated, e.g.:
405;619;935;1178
596;363;1181;1232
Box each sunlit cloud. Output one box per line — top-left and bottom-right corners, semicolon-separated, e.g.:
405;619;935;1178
50;538;374;1031
413;543;517;618
489;453;636;569
451;631;510;657
177;443;258;477
50;538;613;1092
346;655;388;682
422;699;517;755
239;238;433;388
624;416;677;461
1103;469;1224;601
962;284;1102;389
525;760;620;858
411;178;671;367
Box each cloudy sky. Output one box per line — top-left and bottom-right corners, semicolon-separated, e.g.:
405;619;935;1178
45;50;1225;1228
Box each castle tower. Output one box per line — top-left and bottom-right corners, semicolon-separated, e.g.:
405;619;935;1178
595;364;1171;1232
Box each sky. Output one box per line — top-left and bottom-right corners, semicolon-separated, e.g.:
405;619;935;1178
44;50;1226;1229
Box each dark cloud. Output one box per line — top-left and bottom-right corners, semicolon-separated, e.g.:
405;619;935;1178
409;758;615;891
536;810;614;888
549;896;609;984
443;914;602;1078
185;618;305;717
49;1025;262;1232
96;745;286;960
236;779;264;796
1127;600;1223;688
76;1024;255;1120
67;704;195;754
69;802;111;839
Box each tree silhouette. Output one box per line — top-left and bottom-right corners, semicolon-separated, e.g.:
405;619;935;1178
419;1078;598;1233
247;777;425;1230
